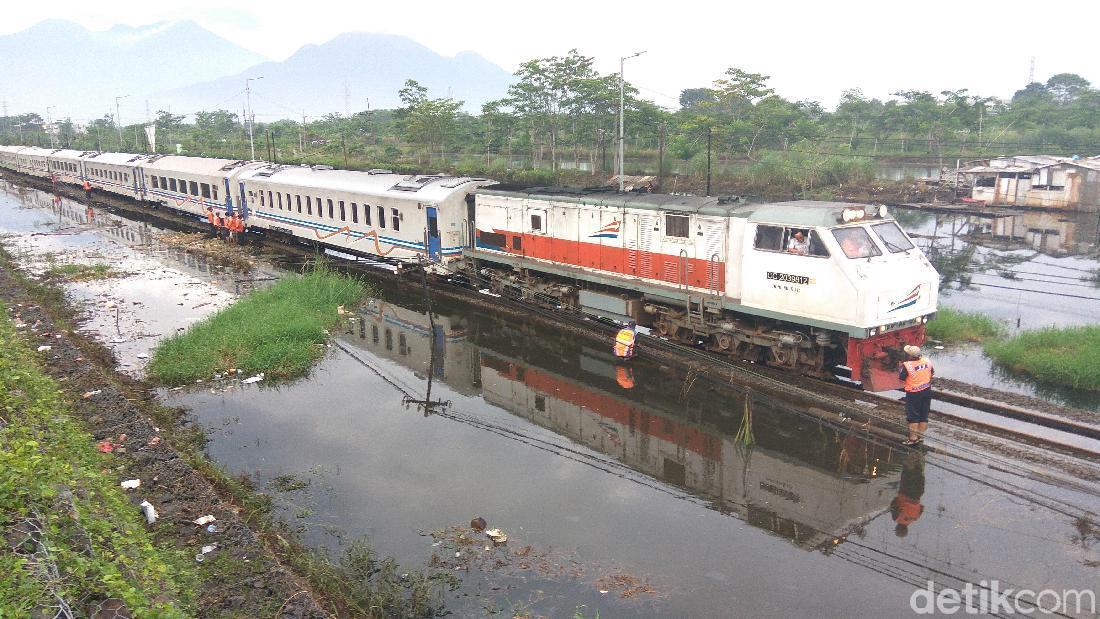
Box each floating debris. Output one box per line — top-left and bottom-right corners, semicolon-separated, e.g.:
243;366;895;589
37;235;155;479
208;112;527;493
485;528;508;544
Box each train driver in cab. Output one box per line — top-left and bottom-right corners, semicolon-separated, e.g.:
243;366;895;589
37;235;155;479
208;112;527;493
787;230;810;255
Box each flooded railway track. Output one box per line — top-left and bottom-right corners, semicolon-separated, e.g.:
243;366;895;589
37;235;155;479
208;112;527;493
7;170;1099;463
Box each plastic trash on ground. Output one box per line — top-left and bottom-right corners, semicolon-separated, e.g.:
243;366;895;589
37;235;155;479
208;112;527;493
140;500;158;524
36;345;51;352
485;528;508;544
193;515;216;525
241;372;265;384
81;389;102;399
120;479;141;490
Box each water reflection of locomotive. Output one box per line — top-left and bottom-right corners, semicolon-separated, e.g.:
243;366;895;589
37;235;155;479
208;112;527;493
341;302;902;548
1;145;939;390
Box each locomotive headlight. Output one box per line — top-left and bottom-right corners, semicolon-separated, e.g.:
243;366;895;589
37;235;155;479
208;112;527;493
842;207;866;222
878;204;888;218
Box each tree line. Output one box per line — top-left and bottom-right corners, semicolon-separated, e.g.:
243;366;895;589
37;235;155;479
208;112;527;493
2;49;1098;187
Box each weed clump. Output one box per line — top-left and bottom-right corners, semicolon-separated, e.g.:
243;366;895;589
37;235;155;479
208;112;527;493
42;262;116;281
984;325;1100;391
148;264;369;385
925;307;1005;343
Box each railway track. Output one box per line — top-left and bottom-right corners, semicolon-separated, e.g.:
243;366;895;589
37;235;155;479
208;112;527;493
6;170;1099;461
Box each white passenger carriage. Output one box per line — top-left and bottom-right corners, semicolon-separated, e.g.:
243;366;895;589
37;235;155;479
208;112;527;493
79;151;145;200
236;165;494;265
139;155;263;219
10;146;53;178
46;149;90;186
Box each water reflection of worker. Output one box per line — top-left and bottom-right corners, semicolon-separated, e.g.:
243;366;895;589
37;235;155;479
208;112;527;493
613;323;637;360
891;452;925;537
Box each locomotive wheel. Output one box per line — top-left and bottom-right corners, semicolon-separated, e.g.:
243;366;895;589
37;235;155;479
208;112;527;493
714;332;733;351
769;346;794;367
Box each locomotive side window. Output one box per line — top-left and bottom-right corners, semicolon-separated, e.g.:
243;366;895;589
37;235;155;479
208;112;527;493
754;225;784;251
832;227;882;259
665;214;690;238
530;213;543;232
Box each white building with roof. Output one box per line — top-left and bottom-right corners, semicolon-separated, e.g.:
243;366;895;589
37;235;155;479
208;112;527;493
963;155;1100;211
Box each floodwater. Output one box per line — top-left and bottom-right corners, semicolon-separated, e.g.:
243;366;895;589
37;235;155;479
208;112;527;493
2;181;1099;616
895;207;1100;410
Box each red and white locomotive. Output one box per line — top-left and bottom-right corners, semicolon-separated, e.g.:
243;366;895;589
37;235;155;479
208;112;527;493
466;188;939;391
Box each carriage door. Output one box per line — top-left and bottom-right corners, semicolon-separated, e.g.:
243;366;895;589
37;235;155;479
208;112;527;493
237;182;248;219
426;206;441;260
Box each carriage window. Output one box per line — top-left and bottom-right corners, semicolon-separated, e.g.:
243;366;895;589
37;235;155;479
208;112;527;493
259;191;265;206
327;199;334;219
152;176;159;189
339;201;346;221
832;226;882;259
213;186;218;201
286;194;292;211
530;213;543;232
268;191;273;208
306;196;312;215
665;214;689;238
871;222;914;253
316;198;323;217
363;204;371;225
277;192;283;209
378;206;386;228
351;202;358;223
201;183;211;199
296;195;302;213
168;178;176;192
189;181;199;196
391;208;400;231
753;225;784;251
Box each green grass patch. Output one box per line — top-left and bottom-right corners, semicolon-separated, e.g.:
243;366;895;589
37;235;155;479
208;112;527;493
42;262;116;282
0;310;195;616
925;307;1005;343
984;325;1100;391
148;265;369;385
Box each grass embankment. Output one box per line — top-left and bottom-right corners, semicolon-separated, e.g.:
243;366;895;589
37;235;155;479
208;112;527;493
925;307;1005;343
42;262;116;282
148;265;368;385
985;326;1100;392
0;312;194;616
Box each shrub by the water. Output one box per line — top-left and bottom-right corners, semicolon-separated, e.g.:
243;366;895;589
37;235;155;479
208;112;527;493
984;325;1100;391
925;307;1005;343
148;266;368;385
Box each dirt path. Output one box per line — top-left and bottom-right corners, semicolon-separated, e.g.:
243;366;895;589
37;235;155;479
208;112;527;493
0;254;329;617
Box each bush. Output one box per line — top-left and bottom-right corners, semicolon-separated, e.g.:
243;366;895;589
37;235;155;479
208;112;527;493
925;307;1005;343
984;325;1100;391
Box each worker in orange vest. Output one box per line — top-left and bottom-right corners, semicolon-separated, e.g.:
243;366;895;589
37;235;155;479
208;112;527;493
82;180;93;200
228;212;243;242
899;345;933;446
205;207;218;235
613;323;637;360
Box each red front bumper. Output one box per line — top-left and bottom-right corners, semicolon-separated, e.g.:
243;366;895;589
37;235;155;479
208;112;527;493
847;323;927;391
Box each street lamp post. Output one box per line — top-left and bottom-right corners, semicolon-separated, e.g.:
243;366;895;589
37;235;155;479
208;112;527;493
115;95;130;149
619;51;646;192
245;77;264;160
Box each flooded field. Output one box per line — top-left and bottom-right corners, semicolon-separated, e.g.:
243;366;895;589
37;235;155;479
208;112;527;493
2;181;1098;616
895;207;1100;410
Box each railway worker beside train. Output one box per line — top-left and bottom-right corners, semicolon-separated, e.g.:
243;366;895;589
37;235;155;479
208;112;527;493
786;230;810;255
227;212;244;242
82;179;93;201
205;206;218;235
613;323;638;360
899;345;934;446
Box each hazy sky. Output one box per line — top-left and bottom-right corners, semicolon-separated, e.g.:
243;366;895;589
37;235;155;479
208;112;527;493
6;0;1100;111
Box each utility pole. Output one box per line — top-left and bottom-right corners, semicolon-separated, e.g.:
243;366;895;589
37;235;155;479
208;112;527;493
299;111;306;154
706;127;712;197
657;121;666;189
115;95;129;149
344;79;351;118
618;50;646;191
246;77;264;160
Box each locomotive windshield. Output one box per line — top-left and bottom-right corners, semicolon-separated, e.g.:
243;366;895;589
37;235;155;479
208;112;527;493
870;221;915;253
832;226;881;259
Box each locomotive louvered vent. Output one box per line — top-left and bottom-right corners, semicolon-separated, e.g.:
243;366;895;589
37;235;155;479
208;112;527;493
391;176;440;192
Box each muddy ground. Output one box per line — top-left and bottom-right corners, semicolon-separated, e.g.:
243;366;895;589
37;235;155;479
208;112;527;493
0;256;328;617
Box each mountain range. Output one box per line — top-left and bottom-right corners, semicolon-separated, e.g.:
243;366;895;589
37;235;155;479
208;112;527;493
1;20;515;123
